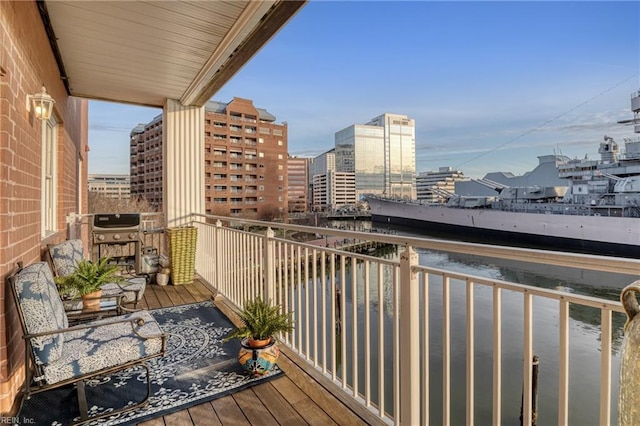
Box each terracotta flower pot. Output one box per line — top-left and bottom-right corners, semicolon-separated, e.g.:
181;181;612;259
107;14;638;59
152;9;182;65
81;289;103;311
238;337;279;376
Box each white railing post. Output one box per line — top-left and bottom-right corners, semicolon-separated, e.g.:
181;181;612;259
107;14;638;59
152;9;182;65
215;220;223;294
264;227;276;303
399;245;419;425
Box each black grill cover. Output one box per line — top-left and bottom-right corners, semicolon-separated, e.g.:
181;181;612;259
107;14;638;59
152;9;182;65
93;213;141;229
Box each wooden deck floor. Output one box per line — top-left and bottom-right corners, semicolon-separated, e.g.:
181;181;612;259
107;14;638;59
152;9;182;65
136;278;384;426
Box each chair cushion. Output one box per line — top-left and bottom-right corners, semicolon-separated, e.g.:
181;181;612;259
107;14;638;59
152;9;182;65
41;310;164;384
48;239;84;277
13;262;69;365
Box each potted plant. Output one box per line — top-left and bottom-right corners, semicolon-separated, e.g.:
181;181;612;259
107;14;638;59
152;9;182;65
225;296;294;375
55;257;123;310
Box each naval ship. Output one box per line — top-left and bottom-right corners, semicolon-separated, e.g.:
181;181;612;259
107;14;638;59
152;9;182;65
367;90;640;258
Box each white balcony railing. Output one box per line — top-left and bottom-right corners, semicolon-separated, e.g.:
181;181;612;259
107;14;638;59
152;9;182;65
66;213;638;425
187;214;638;426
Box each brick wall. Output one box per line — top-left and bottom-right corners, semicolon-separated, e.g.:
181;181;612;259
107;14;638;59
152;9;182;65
0;1;88;415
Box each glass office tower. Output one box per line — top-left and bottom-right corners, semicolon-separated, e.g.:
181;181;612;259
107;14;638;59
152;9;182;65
335;113;415;199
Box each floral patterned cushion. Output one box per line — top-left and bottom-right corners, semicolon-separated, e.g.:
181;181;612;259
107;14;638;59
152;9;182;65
13;262;69;365
48;239;84;277
41;310;164;384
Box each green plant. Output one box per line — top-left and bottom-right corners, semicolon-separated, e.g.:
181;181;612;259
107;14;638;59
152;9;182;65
225;296;294;342
55;257;123;298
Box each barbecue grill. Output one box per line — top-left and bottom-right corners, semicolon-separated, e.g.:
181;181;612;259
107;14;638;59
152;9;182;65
91;213;142;273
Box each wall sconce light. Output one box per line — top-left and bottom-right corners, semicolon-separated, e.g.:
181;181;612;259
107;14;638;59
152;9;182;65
26;85;55;121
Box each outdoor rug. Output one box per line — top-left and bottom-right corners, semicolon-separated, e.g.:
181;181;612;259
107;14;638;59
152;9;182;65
19;300;283;425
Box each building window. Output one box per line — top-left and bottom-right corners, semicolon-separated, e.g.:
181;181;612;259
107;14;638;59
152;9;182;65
278;154;283;160
278;140;283;146
259;152;264;158
42;115;58;237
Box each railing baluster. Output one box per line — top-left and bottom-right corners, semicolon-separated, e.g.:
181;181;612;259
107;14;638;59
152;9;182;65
493;285;502;426
467;278;475;426
558;298;569;426
215;221;222;295
341;254;347;389
253;235;259;299
331;252;337;381
422;271;430;426
313;248;318;367
378;262;386;419
321;248;327;373
305;247;310;359
289;244;295;349
443;274;451;426
264;228;275;305
600;308;612;426
352;254;358;398
283;242;291;346
242;233;248;300
393;263;400;426
297;246;303;352
523;292;533;426
364;259;371;407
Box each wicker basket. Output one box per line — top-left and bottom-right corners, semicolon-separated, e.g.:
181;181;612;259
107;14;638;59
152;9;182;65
167;226;197;285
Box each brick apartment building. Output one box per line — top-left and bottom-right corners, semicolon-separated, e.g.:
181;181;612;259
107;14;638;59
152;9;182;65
131;98;289;219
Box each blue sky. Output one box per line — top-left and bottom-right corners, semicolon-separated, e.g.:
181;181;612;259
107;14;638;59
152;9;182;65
88;0;639;179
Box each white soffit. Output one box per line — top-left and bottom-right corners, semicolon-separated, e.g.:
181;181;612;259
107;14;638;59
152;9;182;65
42;1;305;107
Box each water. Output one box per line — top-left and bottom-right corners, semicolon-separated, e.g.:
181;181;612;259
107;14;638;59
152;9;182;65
298;221;637;424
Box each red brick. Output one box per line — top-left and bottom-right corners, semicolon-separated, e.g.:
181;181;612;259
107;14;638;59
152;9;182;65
0;0;87;414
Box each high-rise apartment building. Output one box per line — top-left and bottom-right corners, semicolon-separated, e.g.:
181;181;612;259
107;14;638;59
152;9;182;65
416;167;465;203
335;113;415;199
88;174;131;199
287;156;309;213
131;119;162;206
131;98;288;218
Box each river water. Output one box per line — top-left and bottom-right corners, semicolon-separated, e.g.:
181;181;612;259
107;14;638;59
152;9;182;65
313;220;637;424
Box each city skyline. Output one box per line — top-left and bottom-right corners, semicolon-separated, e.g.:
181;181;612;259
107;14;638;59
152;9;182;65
88;0;639;179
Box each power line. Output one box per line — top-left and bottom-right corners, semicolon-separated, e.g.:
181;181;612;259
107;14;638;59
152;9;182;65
455;74;639;169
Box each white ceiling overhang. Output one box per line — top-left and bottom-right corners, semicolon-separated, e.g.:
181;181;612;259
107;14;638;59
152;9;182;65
39;0;306;107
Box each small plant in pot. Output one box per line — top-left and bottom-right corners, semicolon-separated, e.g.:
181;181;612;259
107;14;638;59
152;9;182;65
225;296;294;376
55;257;122;310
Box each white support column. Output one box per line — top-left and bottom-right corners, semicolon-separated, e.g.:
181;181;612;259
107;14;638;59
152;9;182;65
399;245;419;425
163;99;205;227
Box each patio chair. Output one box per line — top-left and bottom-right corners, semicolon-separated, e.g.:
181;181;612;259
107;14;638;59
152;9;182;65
9;261;166;425
47;239;146;308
